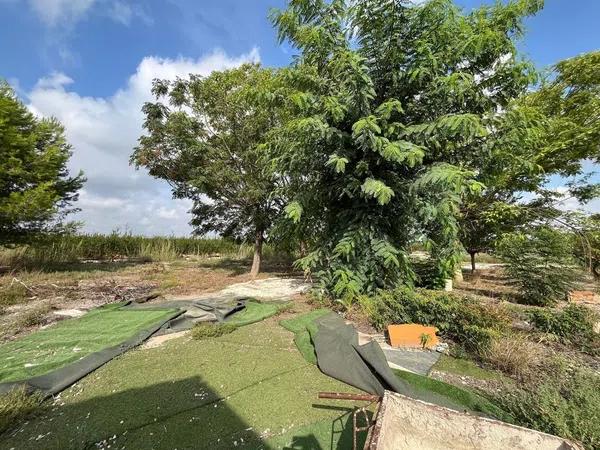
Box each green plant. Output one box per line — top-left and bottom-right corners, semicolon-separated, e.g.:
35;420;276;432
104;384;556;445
497;227;583;306
528;304;599;355
0;282;28;308
364;288;508;353
269;0;542;299
493;368;600;449
190;323;238;340
0;387;43;434
0;82;84;244
15;304;52;329
419;332;432;349
483;334;543;379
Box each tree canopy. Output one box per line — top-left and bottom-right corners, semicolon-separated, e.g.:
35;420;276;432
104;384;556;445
459;50;600;269
132;64;284;276
0;82;84;243
266;0;544;298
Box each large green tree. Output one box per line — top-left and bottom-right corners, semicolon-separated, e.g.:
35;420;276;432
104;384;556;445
267;0;543;298
0;82;84;243
132;64;284;276
460;50;600;270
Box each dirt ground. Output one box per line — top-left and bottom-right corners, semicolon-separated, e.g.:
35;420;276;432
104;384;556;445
0;256;301;341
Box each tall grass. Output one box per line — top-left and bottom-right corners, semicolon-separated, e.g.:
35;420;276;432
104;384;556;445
0;233;263;268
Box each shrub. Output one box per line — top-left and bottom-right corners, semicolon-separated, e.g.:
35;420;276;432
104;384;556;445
496;227;583;306
362;288;509;353
0;282;28;308
0;387;43;434
494;368;600;449
191;322;237;340
15;304;52;329
528;304;600;355
483;335;543;379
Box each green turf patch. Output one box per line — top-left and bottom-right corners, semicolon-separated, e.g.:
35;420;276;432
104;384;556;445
392;369;513;421
0;318;365;449
279;308;331;364
433;354;507;382
0;303;177;383
226;300;282;327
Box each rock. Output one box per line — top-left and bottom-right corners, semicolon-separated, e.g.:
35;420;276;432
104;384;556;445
433;342;449;354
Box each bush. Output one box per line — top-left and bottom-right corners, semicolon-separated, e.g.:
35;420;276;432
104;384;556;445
483;335;543;379
362;288;509;353
496;227;583;306
494;367;600;449
528;304;600;355
191;323;237;340
0;387;43;434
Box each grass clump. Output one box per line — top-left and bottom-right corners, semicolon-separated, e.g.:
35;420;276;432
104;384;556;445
0;387;43;434
191;322;238;340
493;366;600;449
14;304;52;329
528;304;600;355
0;282;28;308
361;288;509;353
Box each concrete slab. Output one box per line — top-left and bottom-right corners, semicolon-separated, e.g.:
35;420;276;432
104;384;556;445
383;348;441;375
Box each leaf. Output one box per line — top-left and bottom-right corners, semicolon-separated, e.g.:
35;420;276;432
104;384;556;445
361;178;395;205
326;154;349;173
284;201;303;223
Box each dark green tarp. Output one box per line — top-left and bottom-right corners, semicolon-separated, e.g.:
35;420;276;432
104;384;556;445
311;312;481;411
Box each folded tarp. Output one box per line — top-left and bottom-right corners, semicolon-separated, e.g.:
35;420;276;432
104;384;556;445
309;312;486;412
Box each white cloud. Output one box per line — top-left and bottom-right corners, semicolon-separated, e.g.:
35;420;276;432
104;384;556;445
29;0;96;26
108;1;153;26
25;48;261;236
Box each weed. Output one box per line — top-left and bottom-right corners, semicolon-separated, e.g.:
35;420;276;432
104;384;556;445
191;322;238;340
483;334;543;379
0;282;28;308
15;304;52;329
493;367;600;449
528;304;600;355
0;387;43;434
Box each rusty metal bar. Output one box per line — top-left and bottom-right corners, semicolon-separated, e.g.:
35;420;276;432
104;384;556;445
318;392;381;402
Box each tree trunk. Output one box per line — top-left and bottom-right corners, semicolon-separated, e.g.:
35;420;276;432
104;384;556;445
250;229;263;278
469;251;477;273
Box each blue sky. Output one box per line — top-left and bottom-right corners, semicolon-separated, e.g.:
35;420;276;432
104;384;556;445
1;0;599;235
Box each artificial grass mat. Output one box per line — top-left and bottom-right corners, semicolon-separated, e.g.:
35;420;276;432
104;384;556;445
0;303;178;383
226;300;283;327
0;317;366;449
279;308;330;364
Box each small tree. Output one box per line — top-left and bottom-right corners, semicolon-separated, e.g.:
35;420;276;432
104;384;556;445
132;65;283;276
497;227;582;306
0;82;84;243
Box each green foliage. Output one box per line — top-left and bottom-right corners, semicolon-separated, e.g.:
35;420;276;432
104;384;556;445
0;282;28;308
190;323;238;340
528;304;599;355
0;233;253;268
497;227;583;306
0;82;84;244
269;0;543;298
133;64;286;274
0;387;43;434
494;368;600;450
362;288;509;353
